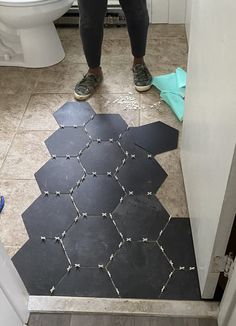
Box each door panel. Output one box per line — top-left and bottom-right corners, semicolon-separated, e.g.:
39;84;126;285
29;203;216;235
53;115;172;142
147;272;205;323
0;288;23;326
181;0;236;298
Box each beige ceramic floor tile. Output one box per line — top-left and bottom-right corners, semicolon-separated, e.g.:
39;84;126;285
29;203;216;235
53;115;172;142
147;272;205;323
4;246;21;258
34;63;87;94
0;130;51;180
61;37;86;65
156;150;189;217
0;179;40;248
148;24;186;39
20;94;74;131
0;131;15;169
0;93;30;131
0;67;41;95
88;93;140;126
140;88;182;131
146;37;188;67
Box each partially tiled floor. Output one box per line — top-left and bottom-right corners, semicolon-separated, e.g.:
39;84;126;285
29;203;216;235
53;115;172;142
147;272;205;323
0;25;199;300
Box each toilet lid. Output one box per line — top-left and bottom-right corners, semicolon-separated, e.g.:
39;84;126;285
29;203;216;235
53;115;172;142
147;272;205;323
0;0;59;6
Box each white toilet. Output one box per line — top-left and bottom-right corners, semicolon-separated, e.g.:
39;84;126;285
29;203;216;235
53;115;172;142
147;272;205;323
0;0;74;68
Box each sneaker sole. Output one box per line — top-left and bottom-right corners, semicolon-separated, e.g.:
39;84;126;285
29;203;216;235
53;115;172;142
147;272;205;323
135;84;152;92
74;91;91;101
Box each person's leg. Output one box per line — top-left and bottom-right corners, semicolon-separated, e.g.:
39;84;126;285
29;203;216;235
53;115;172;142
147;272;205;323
119;0;152;91
74;0;107;100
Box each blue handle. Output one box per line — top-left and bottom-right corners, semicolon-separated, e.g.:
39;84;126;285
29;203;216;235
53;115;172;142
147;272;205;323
0;196;4;213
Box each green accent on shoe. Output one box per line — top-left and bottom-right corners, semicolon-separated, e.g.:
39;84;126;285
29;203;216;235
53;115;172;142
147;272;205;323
74;73;103;101
132;64;152;92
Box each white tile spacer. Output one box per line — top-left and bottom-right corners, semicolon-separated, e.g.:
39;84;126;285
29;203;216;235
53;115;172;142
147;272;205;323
81;175;86;181
142;238;148;243
54;237;60;242
121;186;126;192
115;167;119;173
160;246;164;252
73;125;78;128
69;188;74;195
109;213;113;218
179;266;185;270
147;154;152;159
92;172;97;177
97;138;101;143
52;154;57;159
61;231;66;238
119;242;123;248
118;133;122;139
126;238;132;242
107;172;112;176
131;154;136;159
98;264;104;269
109;138;114;143
102;213;107;217
74;216;79;222
56;191;61;196
66;154;71;159
125;151;129;157
41;236;46;241
161;285;165;293
159;230;163;237
60;124;65;129
114;175;119;181
115;287;120;296
107;270;112;277
120;197;124;203
50;286;55;294
44;191;49;196
128;191;134;196
76;180;81;187
122;158;126;165
75;264;81;269
189;267;196;271
67;265;72;273
110;254;114;261
79;150;83;156
88;135;92;140
83;122;86;127
82;212;88;218
147;192;152;196
169;260;174;267
86;142;90;148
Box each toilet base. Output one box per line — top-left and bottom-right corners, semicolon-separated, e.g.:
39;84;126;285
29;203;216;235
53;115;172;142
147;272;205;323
0;23;65;68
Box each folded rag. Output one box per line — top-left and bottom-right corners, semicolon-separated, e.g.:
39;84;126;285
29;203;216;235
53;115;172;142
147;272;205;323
152;67;187;122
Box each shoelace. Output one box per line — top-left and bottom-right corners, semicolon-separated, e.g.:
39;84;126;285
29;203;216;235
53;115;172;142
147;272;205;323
134;64;150;81
77;74;98;91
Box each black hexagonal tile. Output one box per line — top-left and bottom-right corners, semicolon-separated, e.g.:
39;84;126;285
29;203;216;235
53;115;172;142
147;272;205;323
53;102;95;127
12;239;68;295
72;175;124;215
112;195;169;241
116;156;167;194
35;157;84;194
108;242;172;299
132;122;179;155
80;141;126;174
160;270;201;300
63;216;122;266
54;267;118;297
119;129;150;158
86;114;128;141
158;218;196;268
22;194;77;239
45;127;90;157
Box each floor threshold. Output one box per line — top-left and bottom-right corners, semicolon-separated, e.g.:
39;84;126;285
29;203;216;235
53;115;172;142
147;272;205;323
28;296;219;319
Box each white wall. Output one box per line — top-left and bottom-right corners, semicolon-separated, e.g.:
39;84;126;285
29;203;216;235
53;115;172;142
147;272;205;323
181;0;236;298
185;0;192;41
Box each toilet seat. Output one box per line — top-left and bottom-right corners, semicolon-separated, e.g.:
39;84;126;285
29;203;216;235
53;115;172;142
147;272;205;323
0;0;59;7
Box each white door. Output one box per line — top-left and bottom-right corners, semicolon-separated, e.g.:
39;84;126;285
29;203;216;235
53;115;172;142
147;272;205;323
0;242;29;326
181;0;236;298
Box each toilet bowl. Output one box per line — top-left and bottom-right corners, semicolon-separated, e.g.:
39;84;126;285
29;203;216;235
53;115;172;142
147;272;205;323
0;0;74;68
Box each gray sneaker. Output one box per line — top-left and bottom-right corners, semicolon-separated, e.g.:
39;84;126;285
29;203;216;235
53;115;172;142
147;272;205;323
132;63;152;92
74;73;103;101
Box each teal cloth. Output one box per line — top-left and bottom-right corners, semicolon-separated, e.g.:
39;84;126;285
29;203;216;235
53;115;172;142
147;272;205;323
152;67;187;122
